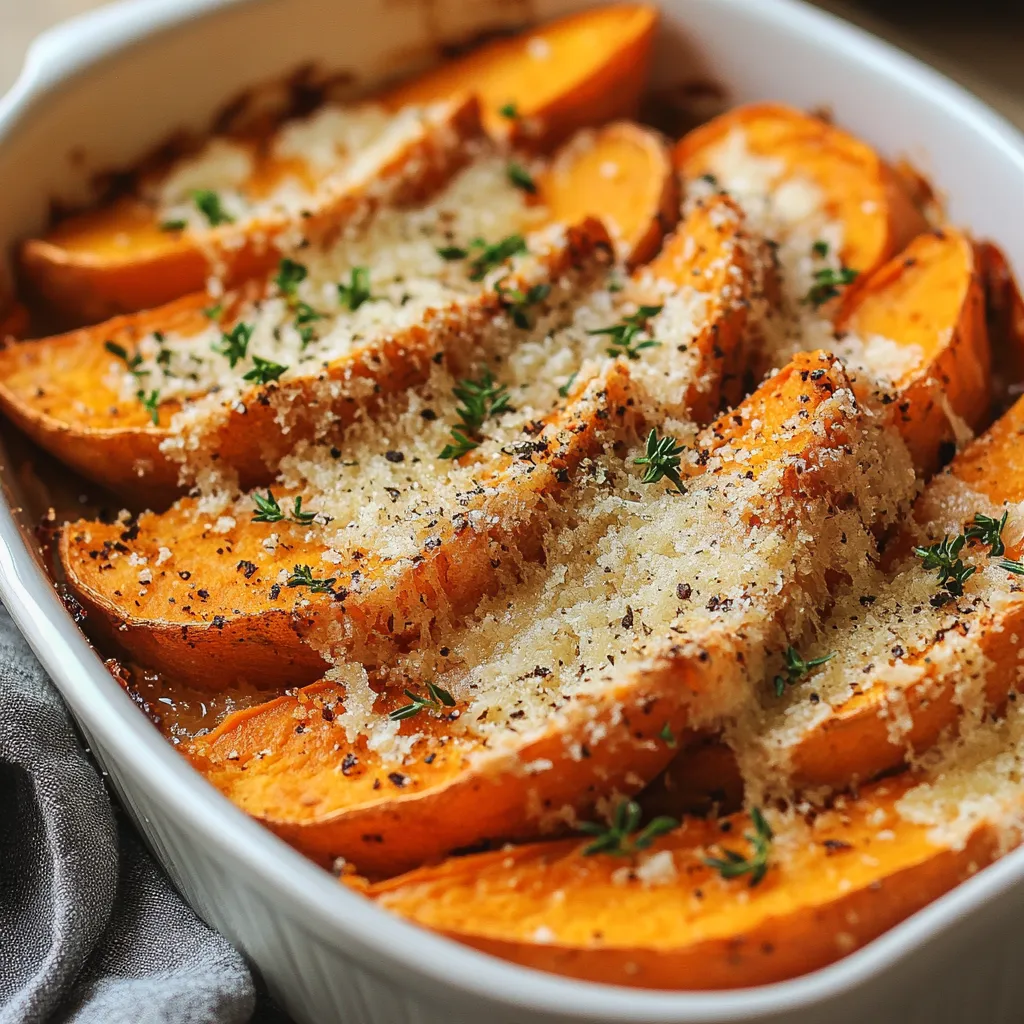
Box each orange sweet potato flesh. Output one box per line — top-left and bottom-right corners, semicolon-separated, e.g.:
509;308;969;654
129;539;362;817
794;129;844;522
837;227;990;475
20;99;482;325
371;774;1008;989
57;203;776;685
184;354;878;875
23;6;656;324
785;394;1024;792
673;103;927;282
538;122;678;268
380;5;657;149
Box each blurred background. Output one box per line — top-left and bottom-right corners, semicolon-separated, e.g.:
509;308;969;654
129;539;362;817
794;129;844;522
0;0;1022;128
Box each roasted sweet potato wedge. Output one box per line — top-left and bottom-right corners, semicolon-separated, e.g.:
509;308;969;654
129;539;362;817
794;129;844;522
674;103;927;288
184;353;916;874
380;4;657;149
22;6;657;323
754;393;1024;795
372;711;1024;988
60;364;638;688
59;195;779;685
1;123;680;503
835;227;990;475
538;121;678;268
21;99;482;325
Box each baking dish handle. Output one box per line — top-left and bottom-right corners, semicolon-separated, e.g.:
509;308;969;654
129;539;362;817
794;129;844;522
18;0;240;97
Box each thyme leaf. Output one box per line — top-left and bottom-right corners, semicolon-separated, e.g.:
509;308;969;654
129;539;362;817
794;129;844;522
704;807;773;886
578;799;678;857
914;533;976;599
634;429;686;493
242;355;288;385
467;234;528;281
192;189;234;227
773;645;836;698
337;266;374;311
438;371;511;460
388;681;457;721
803;266;858;309
213;321;253;368
507;160;537;194
588;305;662;360
965;511;1008;557
496;279;550;329
286;564;336;593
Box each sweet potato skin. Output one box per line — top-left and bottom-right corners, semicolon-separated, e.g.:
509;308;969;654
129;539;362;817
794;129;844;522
673;103;927;281
381;5;658;150
837;227;990;476
371;774;1004;989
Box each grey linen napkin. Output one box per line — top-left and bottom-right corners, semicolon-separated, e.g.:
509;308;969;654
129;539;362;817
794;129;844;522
0;602;267;1024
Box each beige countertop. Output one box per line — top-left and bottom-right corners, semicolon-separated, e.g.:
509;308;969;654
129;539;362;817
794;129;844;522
1;0;1022;128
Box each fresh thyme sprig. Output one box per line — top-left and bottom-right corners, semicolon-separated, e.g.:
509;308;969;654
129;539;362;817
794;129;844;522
160;218;187;232
437;244;469;261
294;301;323;347
966;511;1008;557
578;799;678;857
388;682;457;721
914;533;976;599
213;321;253;368
507;161;537;194
243;355;288;385
192;189;234;227
588;305;663;360
634;429;686;493
105;340;162;422
438;428;479;461
251;490;319;525
659;722;677;748
558;371;579;399
812;239;830;258
104;340;146;377
274;257;307;299
136;389;161;425
803;266;859;309
773;645;836;698
438;371;512;460
286;564;336;593
703;807;773;886
496;279;550;329
499;101;519;120
467;234;528;281
337;266;374;311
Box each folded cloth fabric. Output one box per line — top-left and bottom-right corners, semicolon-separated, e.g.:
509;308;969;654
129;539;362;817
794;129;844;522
0;603;270;1024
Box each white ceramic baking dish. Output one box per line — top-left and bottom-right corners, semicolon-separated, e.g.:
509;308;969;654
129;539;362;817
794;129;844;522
2;1;1023;1021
